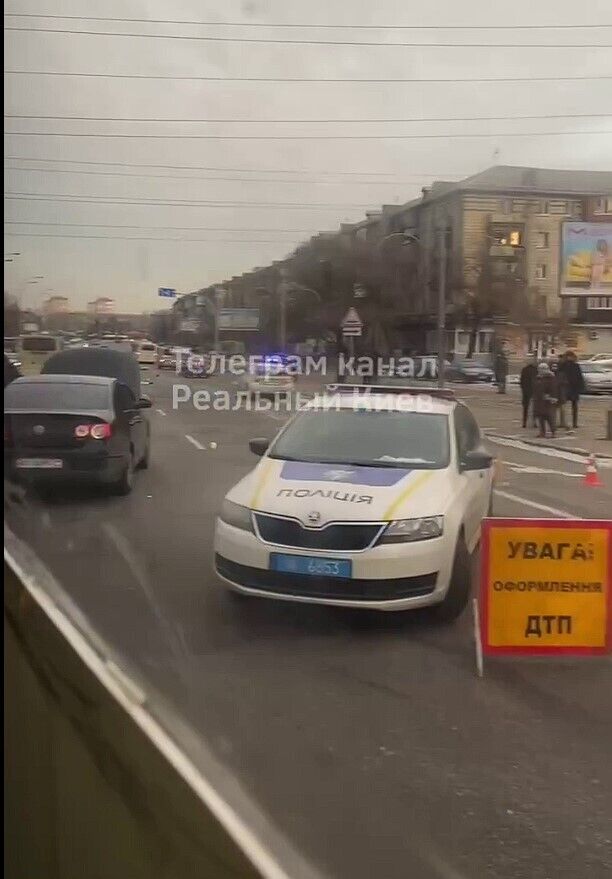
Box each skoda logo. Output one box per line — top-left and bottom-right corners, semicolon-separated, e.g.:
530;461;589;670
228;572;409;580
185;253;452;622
33;424;45;435
307;510;321;525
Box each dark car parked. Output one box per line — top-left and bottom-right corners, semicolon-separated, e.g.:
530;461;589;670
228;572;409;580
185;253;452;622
445;360;495;383
5;374;151;495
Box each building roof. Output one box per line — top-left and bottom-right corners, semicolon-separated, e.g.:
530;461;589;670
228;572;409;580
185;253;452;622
442;165;612;198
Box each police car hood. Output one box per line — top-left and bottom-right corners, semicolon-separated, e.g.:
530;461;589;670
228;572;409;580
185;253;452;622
229;458;452;523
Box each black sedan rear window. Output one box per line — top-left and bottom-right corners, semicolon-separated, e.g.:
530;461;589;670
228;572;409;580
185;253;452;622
5;382;112;410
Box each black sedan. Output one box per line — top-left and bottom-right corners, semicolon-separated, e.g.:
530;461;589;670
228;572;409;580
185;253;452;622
4;374;151;495
445;360;495;383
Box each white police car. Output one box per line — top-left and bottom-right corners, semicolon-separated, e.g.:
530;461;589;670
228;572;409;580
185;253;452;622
214;385;494;620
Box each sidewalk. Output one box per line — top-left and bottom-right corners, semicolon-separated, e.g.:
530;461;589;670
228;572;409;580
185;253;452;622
452;386;612;459
294;373;612;459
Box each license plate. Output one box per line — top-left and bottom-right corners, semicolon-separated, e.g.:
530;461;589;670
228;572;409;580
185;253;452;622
16;458;63;470
270;553;352;578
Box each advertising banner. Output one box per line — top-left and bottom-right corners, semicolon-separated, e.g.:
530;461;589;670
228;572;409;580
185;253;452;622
218;308;259;331
560;222;612;296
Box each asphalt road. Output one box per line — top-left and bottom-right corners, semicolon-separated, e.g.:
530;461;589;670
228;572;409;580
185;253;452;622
6;370;612;879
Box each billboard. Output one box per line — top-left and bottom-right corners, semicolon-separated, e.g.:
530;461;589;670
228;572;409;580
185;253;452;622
560;222;612;296
218;308;259;331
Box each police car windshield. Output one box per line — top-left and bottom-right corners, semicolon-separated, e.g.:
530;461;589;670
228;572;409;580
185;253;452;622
269;409;450;469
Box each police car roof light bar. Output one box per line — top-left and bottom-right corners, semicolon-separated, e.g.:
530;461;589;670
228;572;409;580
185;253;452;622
325;383;456;401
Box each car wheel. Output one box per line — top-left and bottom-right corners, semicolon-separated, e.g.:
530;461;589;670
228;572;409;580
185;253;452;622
114;453;134;495
429;533;471;623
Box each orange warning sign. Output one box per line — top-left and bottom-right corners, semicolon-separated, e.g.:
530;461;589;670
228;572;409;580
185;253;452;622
480;518;612;655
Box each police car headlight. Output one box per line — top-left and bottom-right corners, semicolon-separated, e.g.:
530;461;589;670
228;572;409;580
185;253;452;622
219;500;254;533
379;516;444;544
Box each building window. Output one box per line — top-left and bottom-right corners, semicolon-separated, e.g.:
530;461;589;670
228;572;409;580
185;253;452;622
535;232;549;248
535;264;547;280
594;197;612;215
587;296;612;310
491;226;522;246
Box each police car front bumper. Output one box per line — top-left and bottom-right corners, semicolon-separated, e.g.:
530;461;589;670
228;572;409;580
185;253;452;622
214;519;454;610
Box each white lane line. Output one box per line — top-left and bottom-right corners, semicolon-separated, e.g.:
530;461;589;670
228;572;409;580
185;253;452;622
156;408;167;416
501;461;583;478
185;433;206;450
493;489;575;519
487;434;612;467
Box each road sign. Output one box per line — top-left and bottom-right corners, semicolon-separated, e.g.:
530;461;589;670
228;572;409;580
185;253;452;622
480;518;612;656
341;306;363;337
218;308;259;331
158;287;176;298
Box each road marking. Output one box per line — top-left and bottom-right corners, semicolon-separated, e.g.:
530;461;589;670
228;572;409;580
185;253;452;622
185;434;206;450
493;489;575;519
486;434;612;467
156;408;167;416
502;461;583;478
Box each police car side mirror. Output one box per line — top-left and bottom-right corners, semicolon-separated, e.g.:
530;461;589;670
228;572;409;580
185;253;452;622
249;437;269;457
460;449;493;472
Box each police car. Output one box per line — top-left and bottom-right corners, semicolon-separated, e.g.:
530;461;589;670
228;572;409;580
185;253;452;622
214;385;494;620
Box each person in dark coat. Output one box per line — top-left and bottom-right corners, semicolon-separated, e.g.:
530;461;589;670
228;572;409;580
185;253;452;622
519;356;537;428
532;361;558;438
558;350;585;429
553;354;570;429
494;349;509;394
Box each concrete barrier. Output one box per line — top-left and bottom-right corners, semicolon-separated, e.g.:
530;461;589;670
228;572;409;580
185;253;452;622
4;528;319;879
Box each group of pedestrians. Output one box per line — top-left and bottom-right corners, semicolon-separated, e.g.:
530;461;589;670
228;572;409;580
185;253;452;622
519;351;585;438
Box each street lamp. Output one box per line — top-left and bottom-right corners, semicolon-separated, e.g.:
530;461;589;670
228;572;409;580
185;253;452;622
213;287;226;350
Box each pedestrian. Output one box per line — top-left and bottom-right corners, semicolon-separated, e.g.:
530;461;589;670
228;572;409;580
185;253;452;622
554;353;570;429
559;350;585;429
533;361;558;438
519;355;537;428
494;348;509;394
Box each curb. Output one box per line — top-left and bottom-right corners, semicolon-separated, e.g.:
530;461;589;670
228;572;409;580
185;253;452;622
485;432;612;461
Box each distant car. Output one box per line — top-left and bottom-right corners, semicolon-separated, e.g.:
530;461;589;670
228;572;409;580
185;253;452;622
4;374;151;494
157;346;177;369
579;362;612;394
585;353;612;369
134;340;157;366
242;356;295;398
445;360;495;383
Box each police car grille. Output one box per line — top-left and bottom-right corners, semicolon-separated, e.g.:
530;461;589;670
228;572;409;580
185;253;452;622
254;514;381;551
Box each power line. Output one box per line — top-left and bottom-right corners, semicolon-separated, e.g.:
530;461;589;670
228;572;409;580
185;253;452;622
4;221;316;232
4;192;373;209
6;69;612;84
6;129;612;140
5;13;611;29
5;112;611;123
3;165;435;186
6;26;612;47
4;154;410;177
2;231;304;243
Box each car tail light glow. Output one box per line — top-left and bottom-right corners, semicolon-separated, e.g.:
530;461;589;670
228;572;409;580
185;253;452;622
90;423;112;440
74;423;112;440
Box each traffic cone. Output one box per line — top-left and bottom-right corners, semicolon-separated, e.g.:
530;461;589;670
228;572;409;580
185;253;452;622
583;454;603;487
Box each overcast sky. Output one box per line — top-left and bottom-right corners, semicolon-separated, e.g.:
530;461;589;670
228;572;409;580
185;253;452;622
4;0;612;312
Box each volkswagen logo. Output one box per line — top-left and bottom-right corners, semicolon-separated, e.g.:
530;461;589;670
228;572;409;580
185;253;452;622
307;510;321;525
32;425;46;435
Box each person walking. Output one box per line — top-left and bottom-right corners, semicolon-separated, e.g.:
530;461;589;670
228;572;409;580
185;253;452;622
559;350;585;429
533;361;558;438
553;353;570;429
494;348;509;394
519;355;537;428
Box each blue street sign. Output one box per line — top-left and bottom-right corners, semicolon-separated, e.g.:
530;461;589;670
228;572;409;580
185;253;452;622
158;287;177;298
